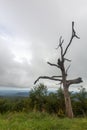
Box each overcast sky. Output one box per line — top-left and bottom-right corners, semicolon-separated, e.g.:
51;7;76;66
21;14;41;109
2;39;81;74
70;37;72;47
0;0;87;90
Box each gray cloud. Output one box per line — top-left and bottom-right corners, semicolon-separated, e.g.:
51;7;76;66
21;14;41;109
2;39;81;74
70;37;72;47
0;0;86;90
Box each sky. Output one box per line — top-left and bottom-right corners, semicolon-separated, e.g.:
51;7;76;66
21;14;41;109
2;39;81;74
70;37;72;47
0;0;87;91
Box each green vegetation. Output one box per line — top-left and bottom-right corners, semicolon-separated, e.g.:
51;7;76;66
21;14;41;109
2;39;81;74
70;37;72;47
0;84;87;129
0;112;87;130
0;84;87;117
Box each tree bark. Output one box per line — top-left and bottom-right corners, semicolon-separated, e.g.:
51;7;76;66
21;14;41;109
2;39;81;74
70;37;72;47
61;60;74;118
63;86;73;118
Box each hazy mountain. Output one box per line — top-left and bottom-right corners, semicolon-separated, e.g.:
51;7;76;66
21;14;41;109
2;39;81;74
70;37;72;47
0;89;29;97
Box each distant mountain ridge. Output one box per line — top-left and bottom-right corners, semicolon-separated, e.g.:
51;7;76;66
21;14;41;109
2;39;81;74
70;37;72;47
0;89;29;97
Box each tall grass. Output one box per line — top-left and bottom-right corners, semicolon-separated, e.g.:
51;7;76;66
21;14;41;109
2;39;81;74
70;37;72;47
0;112;87;130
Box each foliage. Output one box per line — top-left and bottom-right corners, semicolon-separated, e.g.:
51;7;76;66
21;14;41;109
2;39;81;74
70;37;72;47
45;92;58;113
29;83;47;112
0;84;87;117
72;86;87;117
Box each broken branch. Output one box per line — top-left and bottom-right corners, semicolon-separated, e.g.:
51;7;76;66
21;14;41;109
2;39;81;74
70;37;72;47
47;62;60;68
67;77;83;86
66;64;71;74
34;76;62;84
51;76;62;78
64;58;71;62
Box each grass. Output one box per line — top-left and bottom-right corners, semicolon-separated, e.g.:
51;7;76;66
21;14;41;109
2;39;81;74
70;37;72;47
0;112;87;130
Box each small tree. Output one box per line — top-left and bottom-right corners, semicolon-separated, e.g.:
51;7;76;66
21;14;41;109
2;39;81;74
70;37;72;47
34;22;83;118
73;86;87;117
29;84;47;112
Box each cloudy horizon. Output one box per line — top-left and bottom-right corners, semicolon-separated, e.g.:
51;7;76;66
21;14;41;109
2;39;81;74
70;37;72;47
0;0;87;91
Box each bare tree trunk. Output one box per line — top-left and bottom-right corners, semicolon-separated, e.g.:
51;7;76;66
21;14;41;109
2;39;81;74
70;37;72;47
34;22;83;118
63;86;73;118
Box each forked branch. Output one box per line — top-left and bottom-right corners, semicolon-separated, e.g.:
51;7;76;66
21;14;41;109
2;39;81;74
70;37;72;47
56;36;64;49
63;22;80;57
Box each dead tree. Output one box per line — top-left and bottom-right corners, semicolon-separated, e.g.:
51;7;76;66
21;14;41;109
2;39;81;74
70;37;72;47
34;22;83;118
